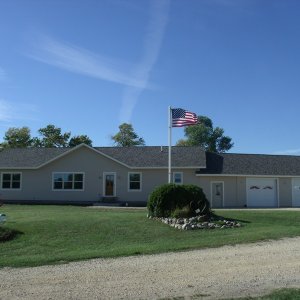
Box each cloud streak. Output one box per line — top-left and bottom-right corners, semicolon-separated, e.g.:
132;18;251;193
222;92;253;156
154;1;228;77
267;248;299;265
0;99;13;122
119;0;170;122
28;36;148;89
0;99;39;123
27;0;170;122
0;67;6;81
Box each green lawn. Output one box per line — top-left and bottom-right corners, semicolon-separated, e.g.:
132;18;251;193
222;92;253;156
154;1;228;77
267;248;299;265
229;288;300;300
1;205;300;267
161;289;300;300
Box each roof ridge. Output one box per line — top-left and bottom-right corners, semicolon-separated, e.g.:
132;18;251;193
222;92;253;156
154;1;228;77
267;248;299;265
222;152;300;158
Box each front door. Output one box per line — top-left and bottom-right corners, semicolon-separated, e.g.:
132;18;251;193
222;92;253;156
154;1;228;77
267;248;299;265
104;173;116;197
211;182;224;208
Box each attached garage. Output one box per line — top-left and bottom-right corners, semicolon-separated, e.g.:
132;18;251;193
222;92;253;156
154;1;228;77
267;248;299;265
292;178;300;207
246;178;278;207
197;152;300;208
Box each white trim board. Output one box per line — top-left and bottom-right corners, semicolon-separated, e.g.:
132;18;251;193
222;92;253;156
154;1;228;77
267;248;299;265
196;174;300;178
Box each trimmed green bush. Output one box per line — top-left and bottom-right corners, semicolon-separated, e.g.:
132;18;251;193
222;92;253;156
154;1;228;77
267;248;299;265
147;183;210;218
172;206;192;218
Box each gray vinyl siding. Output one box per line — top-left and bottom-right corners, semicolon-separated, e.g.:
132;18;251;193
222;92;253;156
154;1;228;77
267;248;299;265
0;146;297;208
197;176;294;208
197;176;246;208
0;147;200;204
278;178;292;207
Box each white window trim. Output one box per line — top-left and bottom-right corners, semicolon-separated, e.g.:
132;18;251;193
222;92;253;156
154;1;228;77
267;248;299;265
210;181;224;208
128;172;142;192
1;172;22;191
173;172;183;185
52;172;85;192
103;172;117;197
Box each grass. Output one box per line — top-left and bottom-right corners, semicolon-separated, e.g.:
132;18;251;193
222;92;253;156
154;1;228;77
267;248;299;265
0;226;21;242
1;205;300;267
162;288;300;300
229;288;300;299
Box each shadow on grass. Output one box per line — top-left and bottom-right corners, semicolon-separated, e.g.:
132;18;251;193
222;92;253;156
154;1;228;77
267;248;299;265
0;227;23;242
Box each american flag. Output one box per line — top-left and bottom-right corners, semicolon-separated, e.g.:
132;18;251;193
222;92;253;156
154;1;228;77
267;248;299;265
171;108;198;127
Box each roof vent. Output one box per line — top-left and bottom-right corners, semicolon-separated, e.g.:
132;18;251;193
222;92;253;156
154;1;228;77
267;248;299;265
160;146;163;152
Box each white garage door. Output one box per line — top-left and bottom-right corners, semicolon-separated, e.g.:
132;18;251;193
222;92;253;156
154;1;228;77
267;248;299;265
292;178;300;207
246;178;277;207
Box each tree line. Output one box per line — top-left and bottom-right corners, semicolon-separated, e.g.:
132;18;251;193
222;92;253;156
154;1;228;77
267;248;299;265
1;125;92;148
0;116;233;153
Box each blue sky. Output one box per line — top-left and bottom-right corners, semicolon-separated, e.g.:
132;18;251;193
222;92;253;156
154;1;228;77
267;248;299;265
0;0;300;154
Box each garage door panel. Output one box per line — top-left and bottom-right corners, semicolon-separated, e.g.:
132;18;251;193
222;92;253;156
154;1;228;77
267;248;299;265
247;178;277;207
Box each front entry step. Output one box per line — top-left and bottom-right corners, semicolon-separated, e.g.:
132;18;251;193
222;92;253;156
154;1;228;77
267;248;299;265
93;202;123;207
93;196;126;207
101;197;118;203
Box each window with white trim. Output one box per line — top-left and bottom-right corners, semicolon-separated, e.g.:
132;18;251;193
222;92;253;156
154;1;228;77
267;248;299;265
1;173;21;189
53;173;84;190
128;172;141;191
173;172;183;184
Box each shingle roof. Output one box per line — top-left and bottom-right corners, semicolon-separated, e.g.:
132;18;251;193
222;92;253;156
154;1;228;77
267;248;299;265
96;146;206;168
197;152;300;176
0;145;206;169
0;147;70;168
2;145;300;175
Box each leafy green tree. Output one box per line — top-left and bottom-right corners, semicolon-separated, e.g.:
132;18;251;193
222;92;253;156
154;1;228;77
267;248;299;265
69;135;93;147
33;124;71;148
112;123;145;147
176;116;233;153
2;127;32;148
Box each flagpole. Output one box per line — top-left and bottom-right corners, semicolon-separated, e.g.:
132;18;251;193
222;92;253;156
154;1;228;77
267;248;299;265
168;106;172;183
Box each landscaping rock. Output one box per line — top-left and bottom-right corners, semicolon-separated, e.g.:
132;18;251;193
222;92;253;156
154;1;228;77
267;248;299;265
148;215;242;230
197;215;209;222
182;224;190;230
0;214;6;224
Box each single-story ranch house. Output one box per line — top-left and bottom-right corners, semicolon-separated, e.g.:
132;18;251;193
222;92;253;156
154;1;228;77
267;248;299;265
1;143;300;208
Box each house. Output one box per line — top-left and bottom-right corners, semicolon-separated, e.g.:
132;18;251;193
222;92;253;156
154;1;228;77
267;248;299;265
1;143;300;208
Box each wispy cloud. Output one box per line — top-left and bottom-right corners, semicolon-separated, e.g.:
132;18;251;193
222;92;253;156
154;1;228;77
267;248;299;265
28;35;147;89
0;99;39;123
273;148;300;156
119;0;170;122
0;99;13;122
27;0;170;122
0;67;6;81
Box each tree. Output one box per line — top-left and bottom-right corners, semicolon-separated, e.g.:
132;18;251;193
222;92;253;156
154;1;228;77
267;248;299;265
2;127;32;148
1;124;93;148
69;135;93;147
111;123;145;147
176;116;233;153
33;124;71;148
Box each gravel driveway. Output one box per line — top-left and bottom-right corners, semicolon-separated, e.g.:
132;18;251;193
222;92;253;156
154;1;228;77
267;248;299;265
1;237;300;300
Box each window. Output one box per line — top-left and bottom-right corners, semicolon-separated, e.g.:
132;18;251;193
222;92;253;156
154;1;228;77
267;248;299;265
53;173;84;190
128;172;141;191
173;172;183;184
2;173;21;189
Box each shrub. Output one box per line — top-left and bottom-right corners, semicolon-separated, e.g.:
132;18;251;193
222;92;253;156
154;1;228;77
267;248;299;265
171;205;193;218
147;183;210;218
